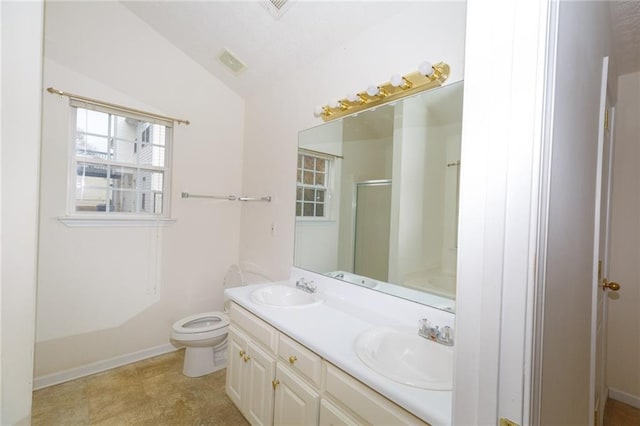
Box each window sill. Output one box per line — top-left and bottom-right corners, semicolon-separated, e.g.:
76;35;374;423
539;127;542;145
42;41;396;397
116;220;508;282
58;216;176;228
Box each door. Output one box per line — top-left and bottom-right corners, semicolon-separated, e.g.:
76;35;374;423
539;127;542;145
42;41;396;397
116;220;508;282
591;56;620;426
273;364;319;426
226;327;246;409
245;339;276;426
353;180;392;281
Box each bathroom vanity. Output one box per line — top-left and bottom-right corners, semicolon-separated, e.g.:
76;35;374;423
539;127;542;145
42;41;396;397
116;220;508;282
224;268;454;426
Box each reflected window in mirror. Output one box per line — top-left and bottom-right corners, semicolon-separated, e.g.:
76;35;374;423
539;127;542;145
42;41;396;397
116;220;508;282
296;152;332;219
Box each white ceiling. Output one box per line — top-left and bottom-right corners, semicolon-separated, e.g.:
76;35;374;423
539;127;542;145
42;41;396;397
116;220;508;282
122;1;415;99
122;0;640;98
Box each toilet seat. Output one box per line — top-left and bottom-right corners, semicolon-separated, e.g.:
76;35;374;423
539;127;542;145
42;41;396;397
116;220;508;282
172;312;229;334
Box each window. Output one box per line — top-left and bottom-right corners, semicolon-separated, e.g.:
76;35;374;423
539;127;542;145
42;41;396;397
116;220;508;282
70;102;171;216
296;152;330;218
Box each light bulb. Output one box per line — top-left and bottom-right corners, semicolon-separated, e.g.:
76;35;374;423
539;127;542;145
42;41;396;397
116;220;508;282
347;92;361;103
313;106;324;117
329;100;341;109
366;85;380;97
419;61;434;76
390;74;404;87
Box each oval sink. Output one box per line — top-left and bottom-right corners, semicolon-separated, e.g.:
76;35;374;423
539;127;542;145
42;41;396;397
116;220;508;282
250;284;323;308
354;327;453;390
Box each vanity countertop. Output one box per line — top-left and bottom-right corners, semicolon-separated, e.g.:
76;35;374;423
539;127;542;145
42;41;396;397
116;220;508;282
224;268;454;426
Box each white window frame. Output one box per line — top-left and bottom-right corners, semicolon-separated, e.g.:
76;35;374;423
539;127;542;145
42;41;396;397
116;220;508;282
59;100;174;227
296;151;333;221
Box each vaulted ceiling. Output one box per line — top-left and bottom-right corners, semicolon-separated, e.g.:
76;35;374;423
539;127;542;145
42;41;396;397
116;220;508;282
122;0;640;98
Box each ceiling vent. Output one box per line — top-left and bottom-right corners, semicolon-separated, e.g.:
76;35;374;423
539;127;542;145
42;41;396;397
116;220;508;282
262;0;293;19
217;48;247;75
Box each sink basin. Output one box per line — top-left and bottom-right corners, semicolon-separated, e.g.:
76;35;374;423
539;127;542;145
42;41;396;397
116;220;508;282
250;284;323;308
354;327;453;390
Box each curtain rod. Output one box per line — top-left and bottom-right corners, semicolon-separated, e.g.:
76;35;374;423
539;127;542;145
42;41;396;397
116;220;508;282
46;87;190;126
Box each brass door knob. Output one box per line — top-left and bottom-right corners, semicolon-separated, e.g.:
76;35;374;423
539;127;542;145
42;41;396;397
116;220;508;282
239;350;245;358
601;279;621;291
243;355;250;363
288;356;297;364
272;379;280;389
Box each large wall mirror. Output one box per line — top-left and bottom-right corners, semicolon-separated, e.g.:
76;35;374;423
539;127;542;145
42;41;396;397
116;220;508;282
295;81;463;312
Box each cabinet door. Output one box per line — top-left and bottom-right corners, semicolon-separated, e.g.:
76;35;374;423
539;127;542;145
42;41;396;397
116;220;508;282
274;364;320;426
245;339;276;426
226;327;246;410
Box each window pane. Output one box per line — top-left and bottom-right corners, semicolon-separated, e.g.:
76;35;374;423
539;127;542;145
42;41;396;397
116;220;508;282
297;155;302;168
303;203;314;216
296;187;302;201
139;170;163;192
153;193;163;214
303;189;315;201
110;166;137;190
316;203;324;217
75;171;108;212
316;190;325;202
110;189;136;213
76;135;110;160
315;172;325;186
112;139;136;163
297;170;302;183
138;144;165;167
316;159;326;172
304;156;314;170
296;202;302;216
76;109;109;135
303;171;314;185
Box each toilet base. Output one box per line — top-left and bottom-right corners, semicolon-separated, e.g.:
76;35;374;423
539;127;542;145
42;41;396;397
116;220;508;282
182;344;227;377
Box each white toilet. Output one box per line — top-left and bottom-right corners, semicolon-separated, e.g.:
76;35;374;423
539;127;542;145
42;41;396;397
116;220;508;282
171;265;245;377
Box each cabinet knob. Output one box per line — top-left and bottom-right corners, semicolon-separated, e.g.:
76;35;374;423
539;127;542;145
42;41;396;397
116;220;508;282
288;355;297;364
239;350;245;358
243;355;250;363
272;379;280;390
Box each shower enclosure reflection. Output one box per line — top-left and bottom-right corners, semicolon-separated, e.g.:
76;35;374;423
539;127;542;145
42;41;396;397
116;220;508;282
295;82;463;307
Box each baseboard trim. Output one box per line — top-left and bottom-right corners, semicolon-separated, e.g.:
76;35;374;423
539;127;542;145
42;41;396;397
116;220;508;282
33;343;180;390
609;387;640;409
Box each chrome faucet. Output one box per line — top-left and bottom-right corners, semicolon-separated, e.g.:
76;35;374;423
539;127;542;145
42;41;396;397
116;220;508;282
295;278;317;293
335;272;344;279
418;318;454;346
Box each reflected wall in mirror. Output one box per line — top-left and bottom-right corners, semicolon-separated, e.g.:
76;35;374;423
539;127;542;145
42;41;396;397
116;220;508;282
295;82;463;310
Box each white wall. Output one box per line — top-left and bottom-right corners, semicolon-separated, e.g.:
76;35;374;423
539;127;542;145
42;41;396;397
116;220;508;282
35;2;244;377
539;1;613;424
1;1;44;423
239;1;467;284
608;70;640;406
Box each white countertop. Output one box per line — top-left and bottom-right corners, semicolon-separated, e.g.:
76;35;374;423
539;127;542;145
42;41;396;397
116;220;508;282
224;268;454;426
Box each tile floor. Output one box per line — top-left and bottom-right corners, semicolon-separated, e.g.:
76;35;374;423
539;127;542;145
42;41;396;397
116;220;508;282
32;350;640;425
32;349;248;426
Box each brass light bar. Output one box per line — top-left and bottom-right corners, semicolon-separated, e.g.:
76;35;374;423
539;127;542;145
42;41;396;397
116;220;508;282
317;62;450;122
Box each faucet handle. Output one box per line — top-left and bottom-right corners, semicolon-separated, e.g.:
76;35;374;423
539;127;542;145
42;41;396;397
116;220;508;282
418;318;431;333
438;326;454;346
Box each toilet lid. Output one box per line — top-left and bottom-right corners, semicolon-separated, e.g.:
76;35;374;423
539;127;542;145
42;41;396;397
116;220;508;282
172;312;229;334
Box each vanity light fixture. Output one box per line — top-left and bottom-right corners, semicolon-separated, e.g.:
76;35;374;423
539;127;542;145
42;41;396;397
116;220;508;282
314;61;450;121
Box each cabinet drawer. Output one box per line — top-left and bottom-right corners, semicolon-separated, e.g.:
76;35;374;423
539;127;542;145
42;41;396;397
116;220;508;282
229;302;278;353
277;333;322;386
324;362;428;426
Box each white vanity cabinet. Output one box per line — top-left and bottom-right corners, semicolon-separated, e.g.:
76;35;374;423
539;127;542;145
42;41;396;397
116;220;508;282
226;302;428;426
